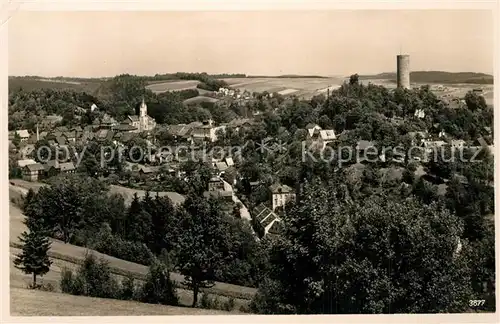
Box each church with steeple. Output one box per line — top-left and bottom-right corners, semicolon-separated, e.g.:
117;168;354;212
127;97;156;133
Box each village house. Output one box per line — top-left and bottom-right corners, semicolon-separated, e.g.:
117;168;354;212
9;129;30;143
225;157;234;167
93;113;118;129
208;176;225;191
313;129;336;150
191;119;226;142
17;159;37;168
113;123;138;133
213;161;229;174
422;139;447;155
253;204;283;237
451;139;466;149
22;163;45;182
224;118;255;132
19;144;36;160
304;124;336;150
203;190;234;214
305;123;322;137
63;131;77;144
408;131;429;146
269;183;296;211
44;160;61;178
59;162;77;174
414;109;426;119
41;114;63;129
136;164;161;180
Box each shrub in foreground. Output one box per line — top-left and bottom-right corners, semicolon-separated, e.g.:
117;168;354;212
139;261;179;306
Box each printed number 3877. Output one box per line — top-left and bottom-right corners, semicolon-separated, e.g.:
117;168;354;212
469;300;485;307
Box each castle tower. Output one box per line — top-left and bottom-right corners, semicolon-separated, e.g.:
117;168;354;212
397;54;410;89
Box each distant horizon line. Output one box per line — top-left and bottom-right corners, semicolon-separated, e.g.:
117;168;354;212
7;70;494;80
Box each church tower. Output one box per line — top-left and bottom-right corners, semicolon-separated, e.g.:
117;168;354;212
139;97;147;117
139;97;147;132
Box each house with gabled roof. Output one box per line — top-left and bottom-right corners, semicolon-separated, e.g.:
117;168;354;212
59;161;76;174
113;123;137;132
214;161;229;174
8;129;30;143
305;123;322;137
253;204;283;237
63;131;76;143
17;159;37;168
23;163;45;181
306;125;336;150
208;176;225;191
19;144;36;159
191;119;226;142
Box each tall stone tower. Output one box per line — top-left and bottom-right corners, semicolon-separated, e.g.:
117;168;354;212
396;54;410;89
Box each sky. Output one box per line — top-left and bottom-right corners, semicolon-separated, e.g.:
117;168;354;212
8;10;494;77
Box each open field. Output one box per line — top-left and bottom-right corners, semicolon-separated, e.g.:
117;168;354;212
9;77;102;93
359;79;494;106
425;83;494;105
10;288;229;316
183;96;219;105
109;184;186;206
146;80;200;93
221;77;345;99
360;71;493;85
9;179;186;206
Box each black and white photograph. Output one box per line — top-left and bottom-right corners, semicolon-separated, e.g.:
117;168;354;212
2;2;498;320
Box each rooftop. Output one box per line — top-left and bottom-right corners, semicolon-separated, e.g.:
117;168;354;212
269;183;294;194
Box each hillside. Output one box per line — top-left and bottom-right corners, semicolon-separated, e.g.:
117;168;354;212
8;76;103;93
10;288;229;316
183;96;219;105
9;179;186;206
359;71;493;84
9;183;257;301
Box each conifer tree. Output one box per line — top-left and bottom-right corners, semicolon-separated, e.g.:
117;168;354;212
14;219;52;288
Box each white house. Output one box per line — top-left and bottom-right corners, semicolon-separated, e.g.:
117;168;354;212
269;183;296;211
191;119;226;142
305;123;322;138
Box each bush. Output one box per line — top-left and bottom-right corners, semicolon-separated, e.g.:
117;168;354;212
60;268;74;293
39;282;55;292
77;254;119;299
74;224;154;266
139;261;178;306
222;297;235;311
59;254;119;299
119;276;137;301
199;292;211;309
199;292;228;311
